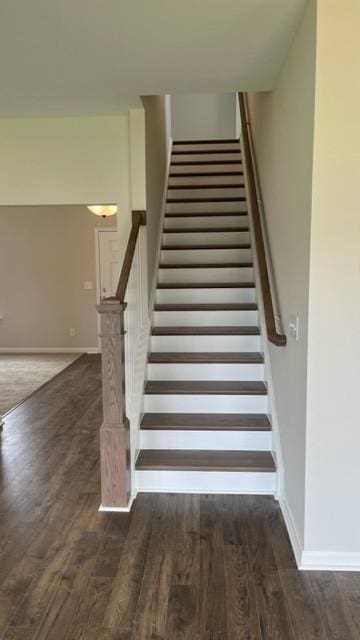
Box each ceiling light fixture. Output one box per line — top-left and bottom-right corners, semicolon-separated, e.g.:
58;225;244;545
87;204;117;218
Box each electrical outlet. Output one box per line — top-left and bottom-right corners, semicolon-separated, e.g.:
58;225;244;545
288;315;299;341
69;328;76;337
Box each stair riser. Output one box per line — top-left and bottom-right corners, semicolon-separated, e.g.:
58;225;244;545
173;143;240;152
171;153;242;163
151;335;262;352
166;201;247;214
164;215;248;229
144;395;268;413
168;175;243;187
140;430;271;450
170;163;243;175
153;310;258;327
161;248;252;264
156;289;256;304
168;187;245;200
158;267;254;284
162;231;250;245
135;470;276;494
147;363;264;381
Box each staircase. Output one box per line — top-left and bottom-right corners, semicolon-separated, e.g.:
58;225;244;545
135;138;277;494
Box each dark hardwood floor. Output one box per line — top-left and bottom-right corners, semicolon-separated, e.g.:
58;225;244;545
0;354;359;639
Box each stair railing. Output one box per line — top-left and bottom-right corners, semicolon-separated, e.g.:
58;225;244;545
238;93;286;347
96;210;146;510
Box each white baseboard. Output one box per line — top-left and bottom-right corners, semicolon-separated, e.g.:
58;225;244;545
300;551;360;571
279;496;303;568
0;347;99;354
98;493;137;513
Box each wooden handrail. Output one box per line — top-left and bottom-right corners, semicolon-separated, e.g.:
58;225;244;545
96;208;146;510
115;209;146;301
238;93;286;347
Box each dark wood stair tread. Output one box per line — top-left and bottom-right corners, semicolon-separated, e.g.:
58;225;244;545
161;243;251;250
168;184;244;189
157;282;254;290
173;139;240;144
163;226;249;233
154;303;257;311
136;449;275;472
172;149;241;155
151;326;260;335
148;352;264;364
166;197;246;203
145;380;267;395
165;211;247;218
140;412;271;431
169;171;244;177
159;262;253;269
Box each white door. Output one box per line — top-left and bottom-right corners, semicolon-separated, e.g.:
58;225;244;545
97;230;121;301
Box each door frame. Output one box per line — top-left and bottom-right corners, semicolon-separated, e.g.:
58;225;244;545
94;227;118;348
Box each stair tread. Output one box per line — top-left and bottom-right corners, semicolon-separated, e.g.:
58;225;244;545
169;172;244;177
157;282;254;289
165;211;247;218
148;352;264;364
168;183;244;189
167;197;246;203
154;303;257;311
159;262;253;269
152;326;260;335
162;243;251;250
145;380;267;395
171;160;243;166
136;449;275;472
172;149;241;155
141;412;271;430
173;139;240;144
163;226;249;233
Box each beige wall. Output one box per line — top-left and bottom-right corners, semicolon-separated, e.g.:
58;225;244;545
305;0;360;555
141;96;171;297
171;93;237;140
248;0;316;546
0;206;113;349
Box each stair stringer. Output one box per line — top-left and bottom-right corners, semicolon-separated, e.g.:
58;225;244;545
239;135;285;500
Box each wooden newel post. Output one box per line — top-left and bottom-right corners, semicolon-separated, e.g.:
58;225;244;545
97;299;131;510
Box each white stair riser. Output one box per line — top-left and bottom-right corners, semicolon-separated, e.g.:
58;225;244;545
171;153;242;163
135;470;276;494
144;394;268;413
166;201;247;214
151;335;262;352
168;175;243;187
153;310;258;327
162;231;250;245
158;267;254;284
161;248;252;264
156;288;256;304
147;362;264;381
164;215;248;229
140;430;271;450
170;163;243;175
173;143;240;152
168;187;245;200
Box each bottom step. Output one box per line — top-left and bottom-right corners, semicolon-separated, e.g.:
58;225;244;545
136;449;275;471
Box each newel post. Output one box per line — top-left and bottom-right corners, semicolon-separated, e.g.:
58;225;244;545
97;299;131;510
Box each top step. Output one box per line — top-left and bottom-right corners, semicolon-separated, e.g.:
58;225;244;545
173;139;239;144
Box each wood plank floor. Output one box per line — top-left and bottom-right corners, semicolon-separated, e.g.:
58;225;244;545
0;354;359;639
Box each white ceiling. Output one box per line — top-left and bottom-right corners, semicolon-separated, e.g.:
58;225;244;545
0;0;308;117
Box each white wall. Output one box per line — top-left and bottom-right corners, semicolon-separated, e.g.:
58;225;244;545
128;109;146;211
248;0;316;549
171;93;237;140
304;0;360;563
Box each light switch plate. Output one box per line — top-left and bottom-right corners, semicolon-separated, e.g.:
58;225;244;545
84;281;93;290
288;315;299;341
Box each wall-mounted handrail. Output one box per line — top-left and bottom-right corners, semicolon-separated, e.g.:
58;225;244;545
96;209;146;510
238;93;286;347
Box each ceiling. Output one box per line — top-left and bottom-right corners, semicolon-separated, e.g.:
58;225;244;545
0;0;308;117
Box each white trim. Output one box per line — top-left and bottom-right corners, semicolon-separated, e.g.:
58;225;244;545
98;493;137;513
148;135;173;314
0;347;99;353
279;496;303;568
300;551;360;572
